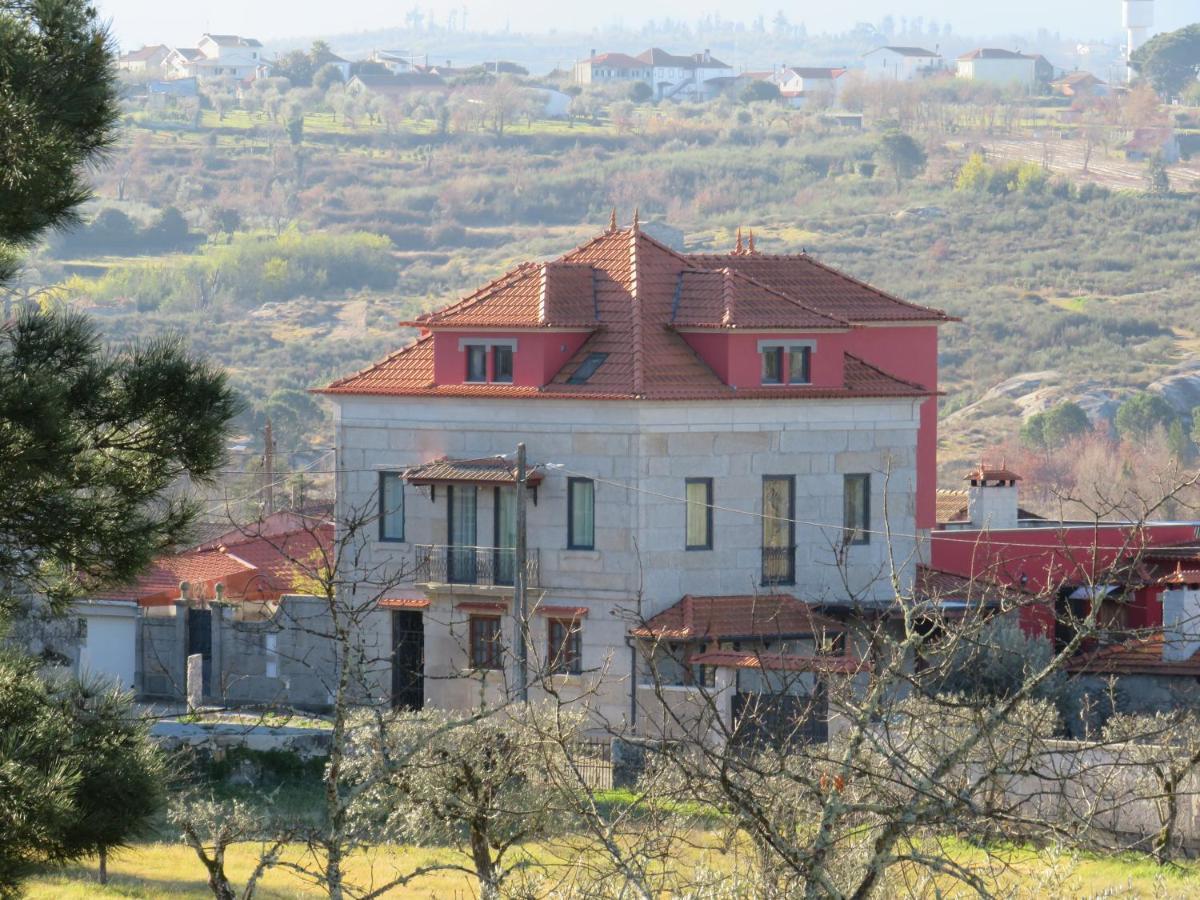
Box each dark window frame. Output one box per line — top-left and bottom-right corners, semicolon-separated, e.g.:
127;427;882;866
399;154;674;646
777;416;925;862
567;477;595;550
685;477;714;551
761;346;784;385
492;344;514;383
567;352;609;385
761;474;796;586
468;614;503;670
378;471;405;542
843;473;871;545
788;346;812;385
548;618;583;675
465;344;488;383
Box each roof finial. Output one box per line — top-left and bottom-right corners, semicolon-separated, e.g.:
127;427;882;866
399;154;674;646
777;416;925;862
632;207;639;231
748;229;756;254
735;226;744;255
608;207;617;232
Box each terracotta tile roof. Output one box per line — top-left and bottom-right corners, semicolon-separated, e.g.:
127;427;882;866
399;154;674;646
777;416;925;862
671;268;849;330
958;48;1028;61
965;463;1021;482
631;594;845;641
1066;634;1200;676
684;250;952;323
933;488;1042;525
406;262;598;328
403;455;544;486
1158;564;1200;586
874;46;941;58
914;565;1021;607
380;593;431;610
690;649;862;673
586;52;648;69
120;44;169;62
93;522;332;606
321;226;947;401
936;489;970;523
783;67;847;79
534;605;589;618
637;47;698;68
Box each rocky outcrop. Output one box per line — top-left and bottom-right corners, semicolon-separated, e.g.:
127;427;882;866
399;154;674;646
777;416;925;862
1148;360;1200;416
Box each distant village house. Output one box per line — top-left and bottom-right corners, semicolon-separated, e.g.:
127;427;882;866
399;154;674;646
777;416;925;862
861;46;944;81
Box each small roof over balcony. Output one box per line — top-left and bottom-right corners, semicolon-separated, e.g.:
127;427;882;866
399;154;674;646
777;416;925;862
630;593;844;641
688;649;862;674
403;455;544;487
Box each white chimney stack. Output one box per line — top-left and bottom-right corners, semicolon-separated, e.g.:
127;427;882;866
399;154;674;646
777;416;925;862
965;460;1020;531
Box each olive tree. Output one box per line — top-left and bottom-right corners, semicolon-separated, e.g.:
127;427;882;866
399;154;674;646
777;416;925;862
347;705;583;900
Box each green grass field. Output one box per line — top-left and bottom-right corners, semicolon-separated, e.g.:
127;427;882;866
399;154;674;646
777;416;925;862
24;837;1200;899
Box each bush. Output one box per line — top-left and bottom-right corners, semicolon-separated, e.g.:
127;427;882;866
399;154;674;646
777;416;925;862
934;619;1073;729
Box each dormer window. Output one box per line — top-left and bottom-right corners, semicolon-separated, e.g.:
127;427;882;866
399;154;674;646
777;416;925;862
762;347;784;385
759;341;813;386
788;346;811;384
466;345;488;382
493;345;513;383
460;338;517;384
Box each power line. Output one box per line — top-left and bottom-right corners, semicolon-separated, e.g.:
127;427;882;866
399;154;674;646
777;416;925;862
540;462;1200;555
203;452;1200;556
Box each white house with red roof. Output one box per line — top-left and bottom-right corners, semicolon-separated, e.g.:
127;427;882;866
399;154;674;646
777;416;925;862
955;48;1038;88
165;33;269;82
573;48;733;100
320;219;951;731
862;46;945;81
770;67;847;107
87;511;342;707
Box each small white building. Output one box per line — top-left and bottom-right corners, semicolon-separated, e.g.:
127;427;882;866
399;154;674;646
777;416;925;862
862;46;944;81
371;49;427;75
955;48;1038;89
771;66;847;107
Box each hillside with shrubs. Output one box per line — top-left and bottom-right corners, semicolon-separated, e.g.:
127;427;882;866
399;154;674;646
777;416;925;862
13;60;1200;499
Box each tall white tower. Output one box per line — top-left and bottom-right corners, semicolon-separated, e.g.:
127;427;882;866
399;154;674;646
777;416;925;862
1123;0;1154;82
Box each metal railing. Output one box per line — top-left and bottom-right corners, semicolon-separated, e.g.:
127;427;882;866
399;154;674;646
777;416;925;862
761;546;796;586
414;544;540;588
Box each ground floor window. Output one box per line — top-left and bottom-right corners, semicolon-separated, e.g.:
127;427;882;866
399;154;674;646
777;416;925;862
468;614;503;670
548;618;582;675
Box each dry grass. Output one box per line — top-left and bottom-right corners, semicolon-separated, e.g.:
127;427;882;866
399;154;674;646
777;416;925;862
22;836;1200;899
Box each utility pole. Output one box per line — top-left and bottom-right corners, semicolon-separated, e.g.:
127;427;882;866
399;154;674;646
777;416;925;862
263;418;276;515
515;442;528;701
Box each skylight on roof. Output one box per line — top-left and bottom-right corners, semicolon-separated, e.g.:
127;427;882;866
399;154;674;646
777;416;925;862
567;352;609;385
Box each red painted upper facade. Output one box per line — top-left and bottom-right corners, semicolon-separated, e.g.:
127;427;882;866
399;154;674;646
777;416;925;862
323;222;953;527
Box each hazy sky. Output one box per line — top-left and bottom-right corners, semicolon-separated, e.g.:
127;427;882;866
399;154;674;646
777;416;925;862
96;0;1197;50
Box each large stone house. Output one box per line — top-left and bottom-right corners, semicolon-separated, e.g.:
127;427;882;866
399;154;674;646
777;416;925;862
320;220;951;732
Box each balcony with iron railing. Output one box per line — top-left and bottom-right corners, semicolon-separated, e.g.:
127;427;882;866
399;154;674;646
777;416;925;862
413;544;540;590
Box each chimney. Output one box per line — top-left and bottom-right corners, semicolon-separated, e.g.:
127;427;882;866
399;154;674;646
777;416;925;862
590;48;596;60
703;48;711;62
965;460;1020;530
